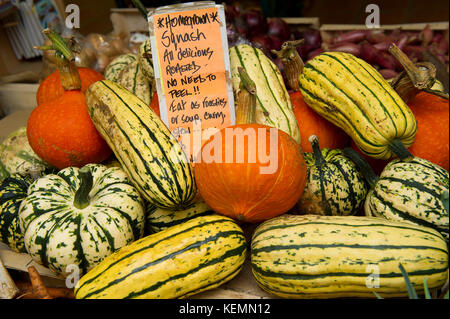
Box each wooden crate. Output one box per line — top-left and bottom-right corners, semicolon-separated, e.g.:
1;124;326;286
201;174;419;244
110;8;320;35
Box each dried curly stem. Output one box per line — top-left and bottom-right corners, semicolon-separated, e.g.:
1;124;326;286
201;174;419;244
272;39;305;92
389;44;448;103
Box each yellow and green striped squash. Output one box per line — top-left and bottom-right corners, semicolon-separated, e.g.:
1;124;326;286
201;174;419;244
85;80;196;210
229;44;301;144
251;214;448;299
299;52;417;160
75;215;247;299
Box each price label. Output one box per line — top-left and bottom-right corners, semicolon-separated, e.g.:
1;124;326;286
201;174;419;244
148;2;235;162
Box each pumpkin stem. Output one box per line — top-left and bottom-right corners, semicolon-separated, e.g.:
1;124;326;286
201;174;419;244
388;139;413;161
235;67;257;124
308;135;326;166
73;166;93;210
272;39;304;92
388;44;448;103
342;148;379;188
131;0;148;19
37;28;81;91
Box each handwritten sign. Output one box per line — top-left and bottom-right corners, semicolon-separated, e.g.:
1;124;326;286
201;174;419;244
148;2;235;162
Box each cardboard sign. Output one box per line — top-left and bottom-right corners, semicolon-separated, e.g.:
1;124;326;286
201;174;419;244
148;2;235;162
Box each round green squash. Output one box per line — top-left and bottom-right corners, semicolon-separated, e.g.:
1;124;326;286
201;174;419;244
344;149;449;241
0;127;52;183
0;174;34;252
298;135;367;216
18;164;145;276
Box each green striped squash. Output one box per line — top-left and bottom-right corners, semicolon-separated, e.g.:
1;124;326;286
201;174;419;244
18;164;145;276
251;214;448;299
146;199;214;234
365;157;449;241
298;52;417;160
298;135;367;216
0;127;52;183
104;54;137;82
85;80;196;209
74;215;247;299
0;174;34;252
229;44;301;144
117;60;152;105
138;39;155;93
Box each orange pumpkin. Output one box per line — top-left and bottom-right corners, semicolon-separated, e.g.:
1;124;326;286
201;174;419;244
27;29;111;169
36;67;104;105
194;124;308;223
290;91;349;153
150;91;160;117
408;92;449;171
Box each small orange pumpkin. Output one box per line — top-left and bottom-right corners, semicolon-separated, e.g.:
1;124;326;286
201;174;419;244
408;92;449;171
36;67;104;105
194;68;307;223
27;29;111;170
290;91;349;153
194;124;307;223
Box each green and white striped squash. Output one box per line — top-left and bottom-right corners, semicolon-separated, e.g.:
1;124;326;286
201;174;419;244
299;52;417;160
146;199;214;234
85;80;196;210
116;60;152;105
0;174;34;252
138;39;155;91
298;135;367;216
251;214;448;299
18;164;145;276
0;127;52;183
74;214;247;299
104;53;137;82
229;44;301;144
365;157;449;241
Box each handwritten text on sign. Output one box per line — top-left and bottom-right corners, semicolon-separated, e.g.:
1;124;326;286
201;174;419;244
152;7;234;162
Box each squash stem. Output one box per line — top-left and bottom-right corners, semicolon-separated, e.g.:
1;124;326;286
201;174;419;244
309;135;326;166
342;148;379;188
73;166;93;210
235;67;257;125
272;39;304;92
131;0;148;19
388;139;413;161
388;44;446;103
37;29;81;91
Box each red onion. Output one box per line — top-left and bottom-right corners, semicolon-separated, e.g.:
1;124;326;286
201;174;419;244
375;51;402;71
373;42;391;51
225;5;239;24
234;15;248;38
329;42;361;56
267;18;291;41
361;41;380;64
268;35;283;51
366;30;388;43
244;10;268;37
307;48;324;60
333;30;367;44
302;28;322;50
396;35;409;51
250;34;272;56
378;69;398;79
420;24;433;46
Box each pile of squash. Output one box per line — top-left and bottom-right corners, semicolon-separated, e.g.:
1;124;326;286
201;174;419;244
0;27;449;299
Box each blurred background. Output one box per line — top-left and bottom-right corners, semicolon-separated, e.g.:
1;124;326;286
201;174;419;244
0;0;448;117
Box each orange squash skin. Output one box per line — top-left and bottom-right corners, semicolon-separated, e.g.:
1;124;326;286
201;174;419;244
290;91;349;153
36;68;104;105
408;92;449;171
27;91;112;169
150;91;160;117
194;124;308;223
